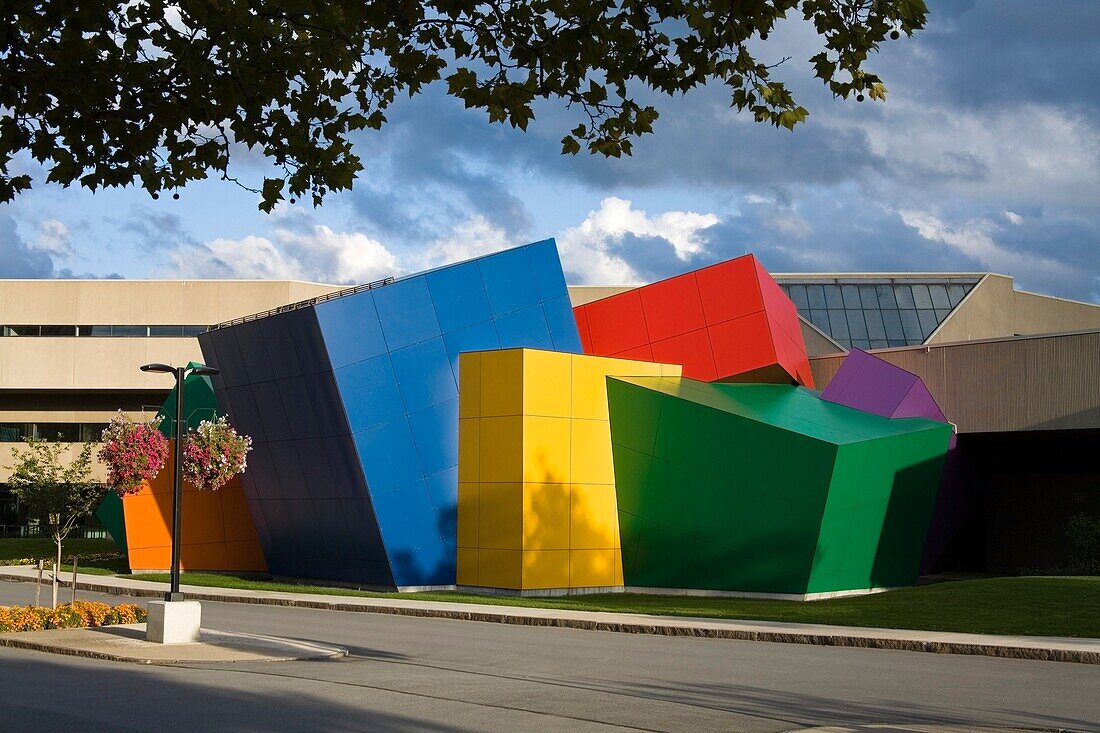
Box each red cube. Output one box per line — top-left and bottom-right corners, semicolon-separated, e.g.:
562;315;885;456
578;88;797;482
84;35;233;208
573;254;814;386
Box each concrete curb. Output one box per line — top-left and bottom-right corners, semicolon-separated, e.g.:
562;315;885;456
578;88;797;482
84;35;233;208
3;570;1097;665
0;624;349;665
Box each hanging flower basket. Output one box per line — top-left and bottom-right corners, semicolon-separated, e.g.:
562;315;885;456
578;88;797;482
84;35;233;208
182;416;252;491
98;412;169;496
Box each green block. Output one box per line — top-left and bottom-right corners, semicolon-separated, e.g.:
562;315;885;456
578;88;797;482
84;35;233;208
608;378;952;596
95;490;127;554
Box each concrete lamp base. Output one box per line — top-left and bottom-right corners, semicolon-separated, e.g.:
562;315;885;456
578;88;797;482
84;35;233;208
146;600;202;644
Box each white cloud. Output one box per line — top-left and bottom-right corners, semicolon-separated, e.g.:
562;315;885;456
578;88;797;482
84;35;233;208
557;197;719;284
407;215;512;271
168;225;399;283
899;209;1075;280
36;220;73;257
1004;211;1023;225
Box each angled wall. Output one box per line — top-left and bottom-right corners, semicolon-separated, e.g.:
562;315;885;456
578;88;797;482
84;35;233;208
607;378;952;596
573;254;813;386
199;240;582;588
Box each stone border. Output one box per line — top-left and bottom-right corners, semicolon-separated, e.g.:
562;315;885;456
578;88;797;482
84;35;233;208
2;571;1096;665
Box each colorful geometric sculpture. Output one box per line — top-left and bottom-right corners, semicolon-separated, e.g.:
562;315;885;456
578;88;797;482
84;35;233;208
607;377;952;596
820;348;956;448
198;240;582;588
455;349;680;591
573;254;814;387
122;366;266;572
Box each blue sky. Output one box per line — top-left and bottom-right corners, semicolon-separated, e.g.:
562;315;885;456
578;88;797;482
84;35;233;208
2;1;1098;302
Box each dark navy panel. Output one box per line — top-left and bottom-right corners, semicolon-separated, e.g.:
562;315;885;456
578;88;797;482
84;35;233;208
408;399;459;477
478;246;540;316
353;419;424;494
333;354;404;432
325;436;370;500
269;441;310;499
527;239;570;302
222;385;266;444
233;320;278;384
541;296;584;353
243;445;281;500
301;372;350;438
257;316;303;378
278;376;321;440
249;381;293;442
199;328;249;388
390;337;456;413
314;290;388;369
495;304;555;350
295;439;338;499
372;276;440;350
283;308;331;375
426;260;493;333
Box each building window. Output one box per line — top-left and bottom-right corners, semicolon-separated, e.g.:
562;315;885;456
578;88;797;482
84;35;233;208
0;423;109;442
2;325;209;337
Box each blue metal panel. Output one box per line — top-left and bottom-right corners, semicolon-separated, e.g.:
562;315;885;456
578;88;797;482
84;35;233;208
353;418;424;495
526;238;570;302
426;260;493;333
542;296;583;353
371;479;446;585
315;290;388;369
372;276;441;351
495;304;555;350
426;466;458;546
405;539;452;586
442;319;500;386
478;246;540;316
333;354;404;433
390;337;456;414
407;398;459;477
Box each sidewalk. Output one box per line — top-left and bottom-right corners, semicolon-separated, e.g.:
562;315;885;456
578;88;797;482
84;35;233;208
2;565;1096;664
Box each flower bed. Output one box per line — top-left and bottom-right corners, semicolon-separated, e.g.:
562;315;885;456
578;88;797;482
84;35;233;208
0;601;146;633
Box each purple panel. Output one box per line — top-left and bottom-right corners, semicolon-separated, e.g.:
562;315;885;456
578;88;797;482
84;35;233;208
821;349;919;416
895;382;957;449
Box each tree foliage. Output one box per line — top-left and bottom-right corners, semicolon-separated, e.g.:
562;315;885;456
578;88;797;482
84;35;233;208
1;0;927;211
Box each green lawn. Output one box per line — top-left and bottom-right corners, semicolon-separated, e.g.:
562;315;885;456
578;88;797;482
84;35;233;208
123;573;1100;639
0;538;121;565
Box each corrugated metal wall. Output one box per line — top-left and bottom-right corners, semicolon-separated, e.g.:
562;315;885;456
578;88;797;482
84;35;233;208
811;331;1100;433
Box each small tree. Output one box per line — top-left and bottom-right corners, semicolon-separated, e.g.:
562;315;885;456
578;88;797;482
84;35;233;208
5;438;106;608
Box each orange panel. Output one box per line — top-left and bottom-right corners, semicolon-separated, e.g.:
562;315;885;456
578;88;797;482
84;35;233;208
122;440;267;572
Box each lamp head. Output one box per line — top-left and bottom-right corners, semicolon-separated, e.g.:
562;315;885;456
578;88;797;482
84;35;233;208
189;364;220;376
140;363;175;374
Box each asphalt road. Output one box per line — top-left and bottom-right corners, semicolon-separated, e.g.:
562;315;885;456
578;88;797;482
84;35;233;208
1;580;1097;732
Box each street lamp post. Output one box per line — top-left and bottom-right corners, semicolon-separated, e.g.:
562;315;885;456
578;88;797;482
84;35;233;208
140;362;220;602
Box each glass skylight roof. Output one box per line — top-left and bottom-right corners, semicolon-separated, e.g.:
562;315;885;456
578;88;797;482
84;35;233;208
773;277;981;350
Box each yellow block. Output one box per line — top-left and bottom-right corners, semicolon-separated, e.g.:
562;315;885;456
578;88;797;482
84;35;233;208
522;483;570;550
478;348;524;417
478;549;522;590
570;419;614;485
478;483;522;550
456;482;479;548
522;349;571;418
570;484;621;550
522;415;571;483
456;348;681;591
458;351;481;419
523;549;571;589
456;547;479;586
